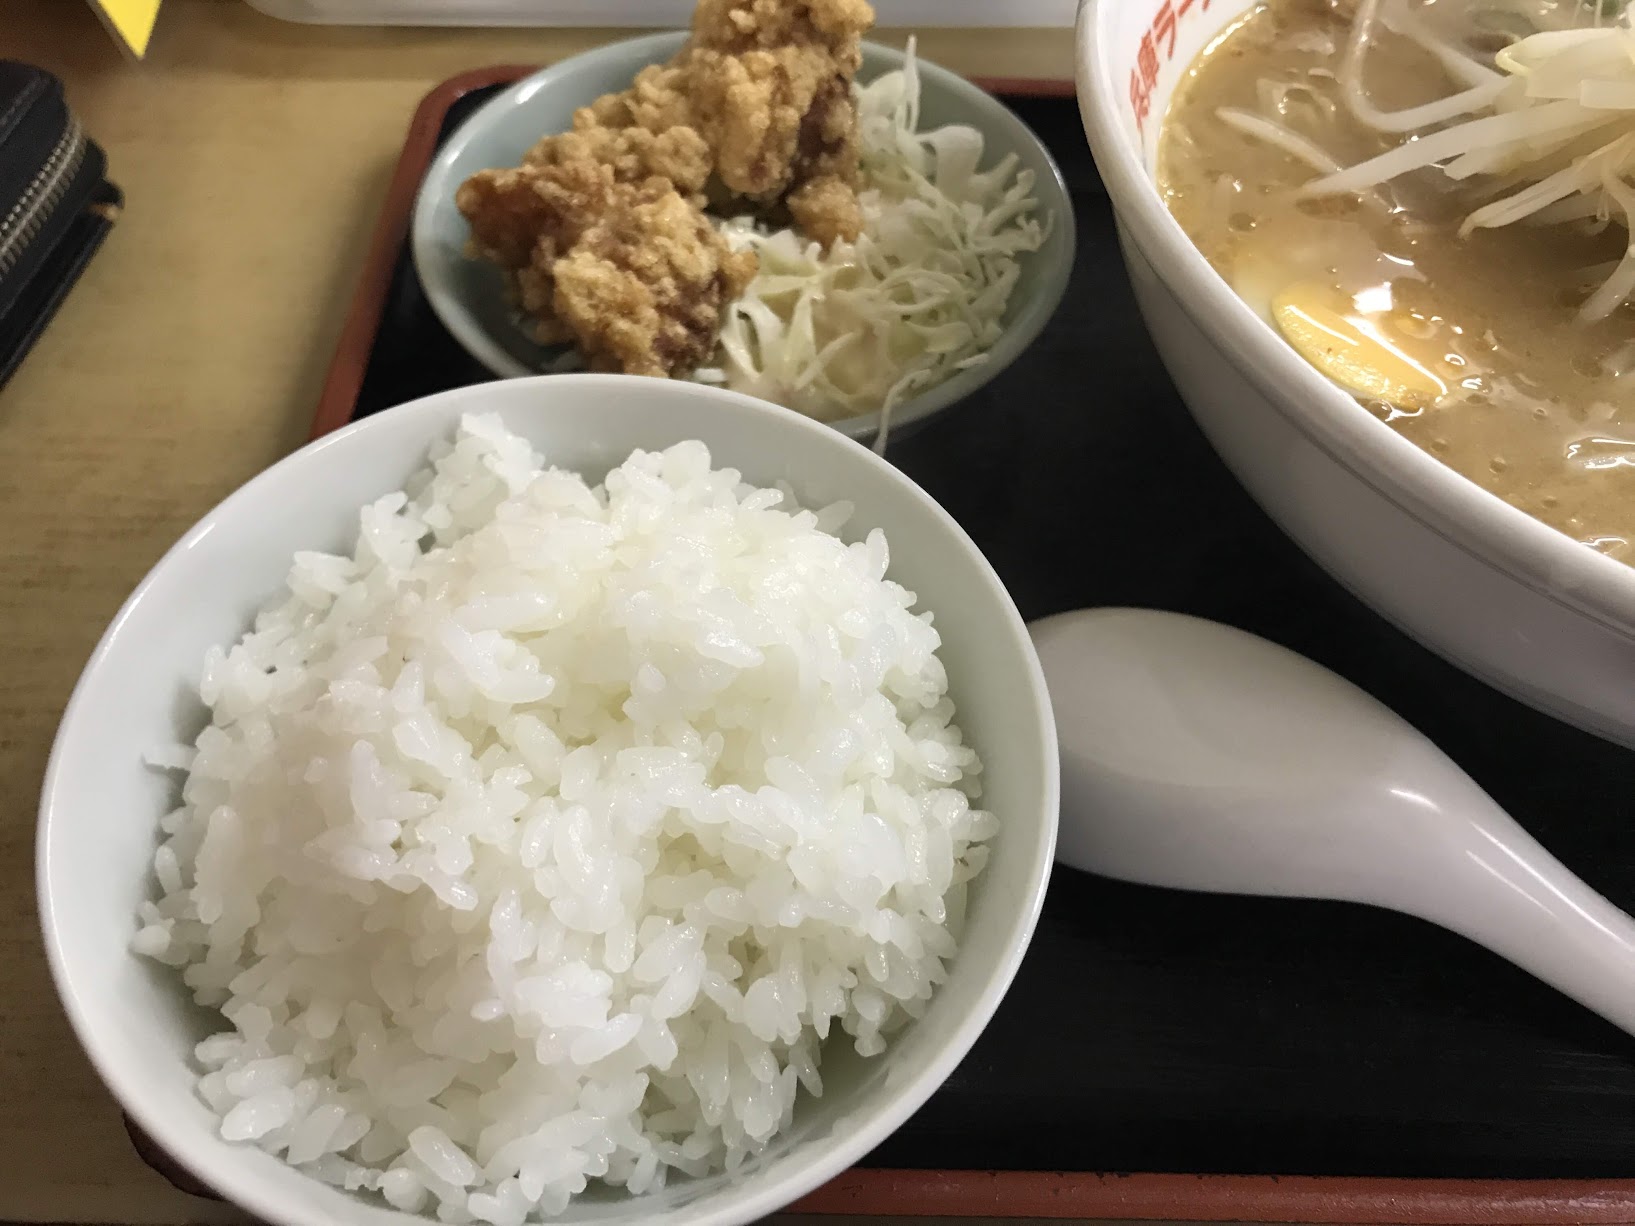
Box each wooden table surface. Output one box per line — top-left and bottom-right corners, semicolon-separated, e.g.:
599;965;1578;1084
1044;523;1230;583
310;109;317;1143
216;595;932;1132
0;3;1072;1222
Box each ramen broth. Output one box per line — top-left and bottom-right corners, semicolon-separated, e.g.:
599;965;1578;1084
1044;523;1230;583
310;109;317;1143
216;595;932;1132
1159;0;1635;558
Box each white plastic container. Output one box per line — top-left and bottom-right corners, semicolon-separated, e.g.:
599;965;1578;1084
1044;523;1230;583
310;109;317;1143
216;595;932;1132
243;0;1073;26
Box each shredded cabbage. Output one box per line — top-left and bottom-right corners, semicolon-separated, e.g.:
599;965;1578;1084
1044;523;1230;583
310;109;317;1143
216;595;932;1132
694;39;1049;447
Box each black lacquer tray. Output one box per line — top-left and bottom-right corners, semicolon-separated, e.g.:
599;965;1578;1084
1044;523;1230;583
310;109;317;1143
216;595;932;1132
143;68;1635;1224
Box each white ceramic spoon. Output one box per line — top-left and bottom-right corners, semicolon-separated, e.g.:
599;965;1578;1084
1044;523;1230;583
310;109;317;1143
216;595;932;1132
1030;606;1635;1039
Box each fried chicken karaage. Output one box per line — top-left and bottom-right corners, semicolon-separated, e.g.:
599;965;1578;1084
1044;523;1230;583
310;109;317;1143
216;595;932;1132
455;0;876;379
458;164;755;376
553;192;758;379
685;0;872;244
523;122;712;200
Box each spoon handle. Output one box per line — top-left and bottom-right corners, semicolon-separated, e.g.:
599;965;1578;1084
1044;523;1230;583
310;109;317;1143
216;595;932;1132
1370;802;1635;1039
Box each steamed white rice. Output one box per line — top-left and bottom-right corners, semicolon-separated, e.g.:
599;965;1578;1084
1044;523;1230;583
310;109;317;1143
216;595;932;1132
133;414;993;1223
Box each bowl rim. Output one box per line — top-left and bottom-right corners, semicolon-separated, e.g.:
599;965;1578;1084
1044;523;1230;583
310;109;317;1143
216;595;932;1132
408;34;1076;443
1074;0;1635;641
37;373;1059;1226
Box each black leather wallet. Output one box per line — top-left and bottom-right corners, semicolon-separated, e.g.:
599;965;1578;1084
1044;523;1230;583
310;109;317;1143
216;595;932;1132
0;60;120;388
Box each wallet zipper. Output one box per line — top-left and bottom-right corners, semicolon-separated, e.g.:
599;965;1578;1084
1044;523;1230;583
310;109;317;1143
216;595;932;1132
0;115;87;282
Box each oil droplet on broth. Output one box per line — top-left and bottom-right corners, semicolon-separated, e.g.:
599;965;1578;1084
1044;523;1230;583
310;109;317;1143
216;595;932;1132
1565;436;1635;472
1395;312;1436;341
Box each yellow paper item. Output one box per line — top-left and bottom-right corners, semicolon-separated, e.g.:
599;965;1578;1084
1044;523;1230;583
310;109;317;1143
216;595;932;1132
85;0;162;58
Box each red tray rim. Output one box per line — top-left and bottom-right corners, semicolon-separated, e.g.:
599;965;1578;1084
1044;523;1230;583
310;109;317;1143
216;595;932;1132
234;61;1635;1224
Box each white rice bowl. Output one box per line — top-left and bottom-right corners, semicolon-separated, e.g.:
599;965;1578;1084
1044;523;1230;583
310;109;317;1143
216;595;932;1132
130;413;996;1224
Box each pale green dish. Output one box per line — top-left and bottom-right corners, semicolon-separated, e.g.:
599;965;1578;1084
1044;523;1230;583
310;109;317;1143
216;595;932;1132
410;33;1075;444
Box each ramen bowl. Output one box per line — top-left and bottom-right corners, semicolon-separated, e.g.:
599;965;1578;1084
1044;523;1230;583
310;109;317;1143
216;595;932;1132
1077;0;1635;748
